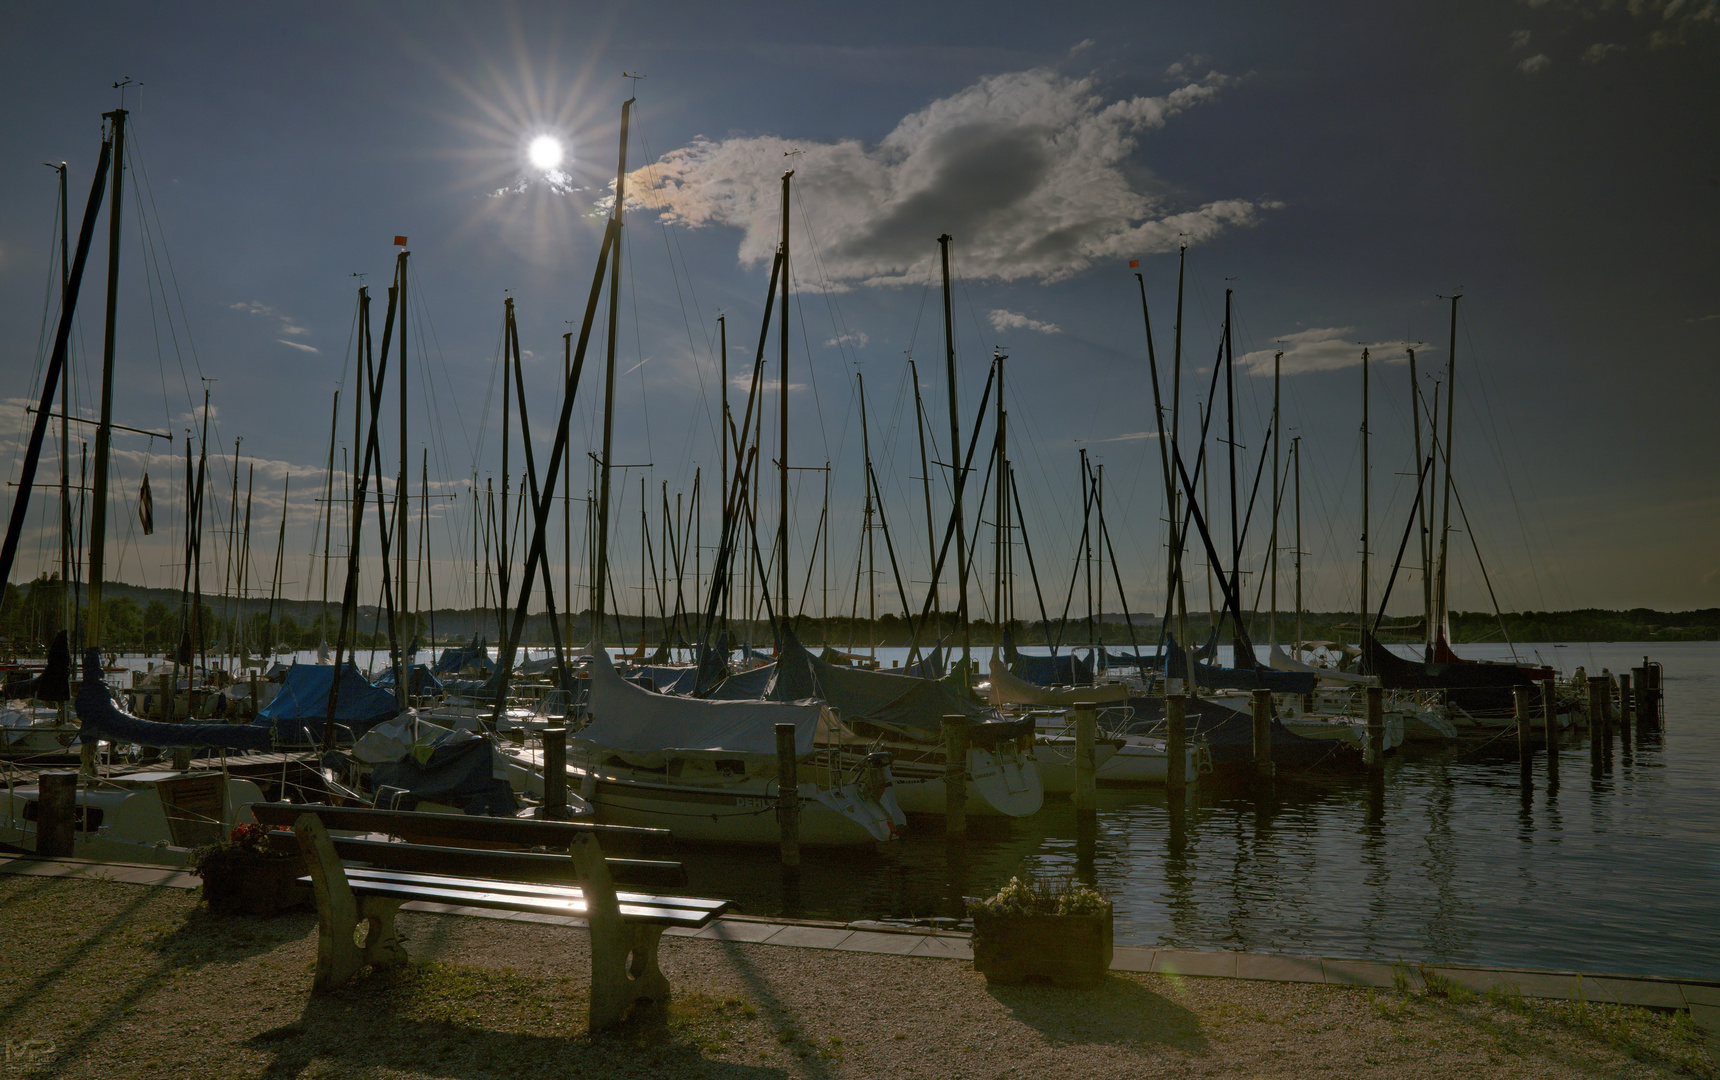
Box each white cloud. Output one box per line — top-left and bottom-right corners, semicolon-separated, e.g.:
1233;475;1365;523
730;374;806;393
1582;42;1626;62
824;332;869;348
988;308;1062;335
277;339;320;354
618;68;1270;287
1510;29;1533;48
1097;430;1161;442
233;300;311;339
1518;53;1553;73
1069;39;1096;56
1235;328;1420;377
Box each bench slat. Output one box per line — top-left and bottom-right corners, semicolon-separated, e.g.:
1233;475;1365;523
305;876;723;928
340;865;728;914
254;802;674;857
330;836;688;890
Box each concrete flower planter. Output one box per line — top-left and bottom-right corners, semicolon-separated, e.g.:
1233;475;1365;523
971;909;1113;987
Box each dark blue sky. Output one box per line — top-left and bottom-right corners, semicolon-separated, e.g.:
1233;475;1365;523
2;1;1715;620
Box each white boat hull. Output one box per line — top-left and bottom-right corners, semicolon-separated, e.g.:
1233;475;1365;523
886;746;1043;817
1;770;266;866
579;771;900;845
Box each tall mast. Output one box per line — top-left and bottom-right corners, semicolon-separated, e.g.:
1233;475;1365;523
1409;348;1430;652
501;297;515;653
937;234;970;665
563;331;573;643
908;357;938;623
992;349;1006;650
1170;246;1191;668
397;248;410;655
1360;347;1370;644
84;108;127;654
777;170;792;629
1293;436;1302;648
319;390;338;644
1269;350;1281;648
1223;289;1239;637
858;372;877;658
593;95;634;641
1434;295;1461;643
53;162;72;631
717;315;728;629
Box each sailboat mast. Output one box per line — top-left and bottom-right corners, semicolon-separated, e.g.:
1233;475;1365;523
1409;348;1430;652
53;162;72;630
1293;436;1302;648
909;358;938;622
937;234;970;664
777;170;792;628
592;96;634;643
1269;351;1281;648
992;349;1005;649
562;331;573;644
858;372;876;658
1434;295;1461;641
1223;289;1239;629
397;249;410;656
85;108;127;653
1170;245;1191;668
1360;347;1370;645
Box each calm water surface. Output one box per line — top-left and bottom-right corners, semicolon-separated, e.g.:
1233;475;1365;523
669;641;1718;980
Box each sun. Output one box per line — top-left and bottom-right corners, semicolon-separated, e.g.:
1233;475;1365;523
528;135;564;172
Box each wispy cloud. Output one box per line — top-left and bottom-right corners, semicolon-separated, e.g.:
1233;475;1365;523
277;339;320;354
621;356;652;377
1069;39;1096;56
824;332;869;349
1518;53;1553;74
730;374;806;393
619;68;1270;287
1509;29;1533;48
1097;430;1160;442
988;308;1061;335
1582;42;1625;62
1236;328;1420;376
234;300;318;354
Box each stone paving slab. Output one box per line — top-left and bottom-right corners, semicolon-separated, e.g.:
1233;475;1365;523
908;934;973;960
831;930;926;956
1319;958;1407;989
692;919;782;943
1153;949;1237;978
1110;946;1156;972
763;925;855;950
1237;953;1327;984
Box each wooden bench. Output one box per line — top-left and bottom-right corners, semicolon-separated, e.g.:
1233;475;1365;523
253;803;732;1029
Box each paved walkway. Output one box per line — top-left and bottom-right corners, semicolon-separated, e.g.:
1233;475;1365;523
4;851;1714;1041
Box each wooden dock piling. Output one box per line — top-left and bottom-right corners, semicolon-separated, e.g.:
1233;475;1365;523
541;728;568;819
1638;659;1662;729
1250;689;1274;780
1541;678;1559;788
1072;704;1097;816
942;716;968;838
1615;673;1632;742
35;771;77;857
1364;686;1384;773
1587;676;1606;769
1514;685;1533;779
1165;692;1187;799
775;723;800;867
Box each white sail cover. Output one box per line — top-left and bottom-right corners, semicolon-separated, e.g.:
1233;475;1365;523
987;658;1130;706
581;645;827;758
1268;643;1375;686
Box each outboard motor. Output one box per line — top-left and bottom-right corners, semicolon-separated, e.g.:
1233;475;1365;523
863;751;906;833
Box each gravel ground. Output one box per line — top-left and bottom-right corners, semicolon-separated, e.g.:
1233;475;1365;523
0;875;1709;1080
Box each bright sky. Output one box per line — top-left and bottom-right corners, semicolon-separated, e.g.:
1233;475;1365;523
1;1;1715;623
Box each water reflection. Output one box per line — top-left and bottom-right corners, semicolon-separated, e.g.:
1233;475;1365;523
670;643;1715;979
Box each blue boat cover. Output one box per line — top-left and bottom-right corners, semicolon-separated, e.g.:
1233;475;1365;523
632;664;700;695
370;733;517;816
373;663;444;696
256;662;400;741
1003;631;1094;686
73;648;274;751
901;646;946;680
705;662;775;700
433;637;494;675
1163;634;1319;694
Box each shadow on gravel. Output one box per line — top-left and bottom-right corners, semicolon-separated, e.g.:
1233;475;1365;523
986;974;1211;1053
247;991;789;1080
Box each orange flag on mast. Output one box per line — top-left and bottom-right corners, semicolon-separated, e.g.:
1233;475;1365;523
393;235;408;247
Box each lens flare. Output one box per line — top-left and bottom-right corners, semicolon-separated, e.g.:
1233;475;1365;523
528;135;563;171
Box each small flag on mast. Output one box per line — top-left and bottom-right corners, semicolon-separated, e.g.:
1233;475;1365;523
138;472;154;535
1129;260;1139;268
393;235;408;247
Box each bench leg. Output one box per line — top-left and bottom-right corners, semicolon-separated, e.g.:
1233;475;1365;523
359;896;409;971
299;814;364;992
573;832;672;1029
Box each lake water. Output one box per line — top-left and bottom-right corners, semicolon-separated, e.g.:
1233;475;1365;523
669;640;1719;981
110;638;1720;979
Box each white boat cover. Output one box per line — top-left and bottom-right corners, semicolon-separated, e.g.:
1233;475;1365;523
581;645;830;759
987;659;1130;707
1268;644;1375;686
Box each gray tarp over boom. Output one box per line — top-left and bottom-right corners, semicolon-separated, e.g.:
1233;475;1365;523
767;633;1030;744
73;647;274;752
582;646;827;761
256;662;400;742
370;732;517;816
